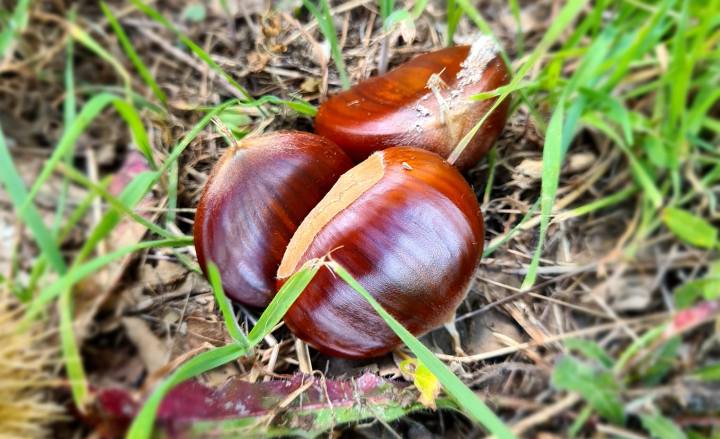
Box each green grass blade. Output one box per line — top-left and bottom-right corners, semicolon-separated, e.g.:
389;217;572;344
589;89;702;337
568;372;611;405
112;99;158;170
0;0;31;56
59;290;89;409
247;261;322;345
0;125;67;273
484;200;539;258
77;84;165;115
235;94;317;117
508;0;524;54
73;171;157;266
126;343;247;439
100;1;167;104
68;22;132;98
614;325;666;374
25;237;193;322
206;262;248;346
412;0;429;17
20;93;117;215
155;99;238;178
482;147;497;203
128;0;253;102
379;0;394;20
127;261;321;439
302;0;350;90
640;413;686;439
54;9;78;234
449;0;588;164
446;0;463;46
520;101;564;290
211;94;317;120
166;160;178;226
57;16;90;408
559;186;638;221
57;164;174;240
329;262;515;439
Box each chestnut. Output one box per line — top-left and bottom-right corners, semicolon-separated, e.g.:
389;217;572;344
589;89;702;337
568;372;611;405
276;146;484;358
194;131;353;307
314;37;511;171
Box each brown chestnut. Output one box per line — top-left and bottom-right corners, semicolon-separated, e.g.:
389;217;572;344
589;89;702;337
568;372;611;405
277;146;484;358
194;131;353;307
314;37;511;170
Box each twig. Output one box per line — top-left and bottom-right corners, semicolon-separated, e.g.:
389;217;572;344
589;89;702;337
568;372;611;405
438;312;668;363
282;0;374;46
295;338;313;374
509;394;581;436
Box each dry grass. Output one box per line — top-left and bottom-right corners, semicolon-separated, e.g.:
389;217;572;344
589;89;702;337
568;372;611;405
0;291;63;439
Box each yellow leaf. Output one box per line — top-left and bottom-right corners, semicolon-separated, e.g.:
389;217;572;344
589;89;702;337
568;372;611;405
399;358;441;409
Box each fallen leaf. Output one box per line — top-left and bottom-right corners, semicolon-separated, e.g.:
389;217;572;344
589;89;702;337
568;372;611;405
400;358;441;409
665;299;720;338
89;372;419;438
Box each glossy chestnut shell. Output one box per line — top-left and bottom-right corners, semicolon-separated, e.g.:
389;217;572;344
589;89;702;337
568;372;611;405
314;39;511;170
277;146;484;358
194;131;353;307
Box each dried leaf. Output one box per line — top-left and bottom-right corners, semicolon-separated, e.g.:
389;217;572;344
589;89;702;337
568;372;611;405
400;358;441;409
91;373;420;437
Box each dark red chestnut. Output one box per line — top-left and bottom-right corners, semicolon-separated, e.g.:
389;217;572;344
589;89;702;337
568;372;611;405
314;37;511;171
277;146;484;358
194;131;353;307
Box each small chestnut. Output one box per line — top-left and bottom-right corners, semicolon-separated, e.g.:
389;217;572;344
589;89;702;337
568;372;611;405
277;146;484;358
194;131;353;307
314;37;511;171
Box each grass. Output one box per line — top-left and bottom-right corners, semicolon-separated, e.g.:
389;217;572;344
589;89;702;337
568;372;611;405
302;0;351;90
127;0;254;102
100;1;167;105
0;126;67;274
0;0;30;56
330;262;515;439
520;100;564;290
1;0;719;437
127;259;325;439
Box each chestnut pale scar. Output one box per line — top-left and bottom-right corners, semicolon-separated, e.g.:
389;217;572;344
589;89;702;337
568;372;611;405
278;153;385;278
